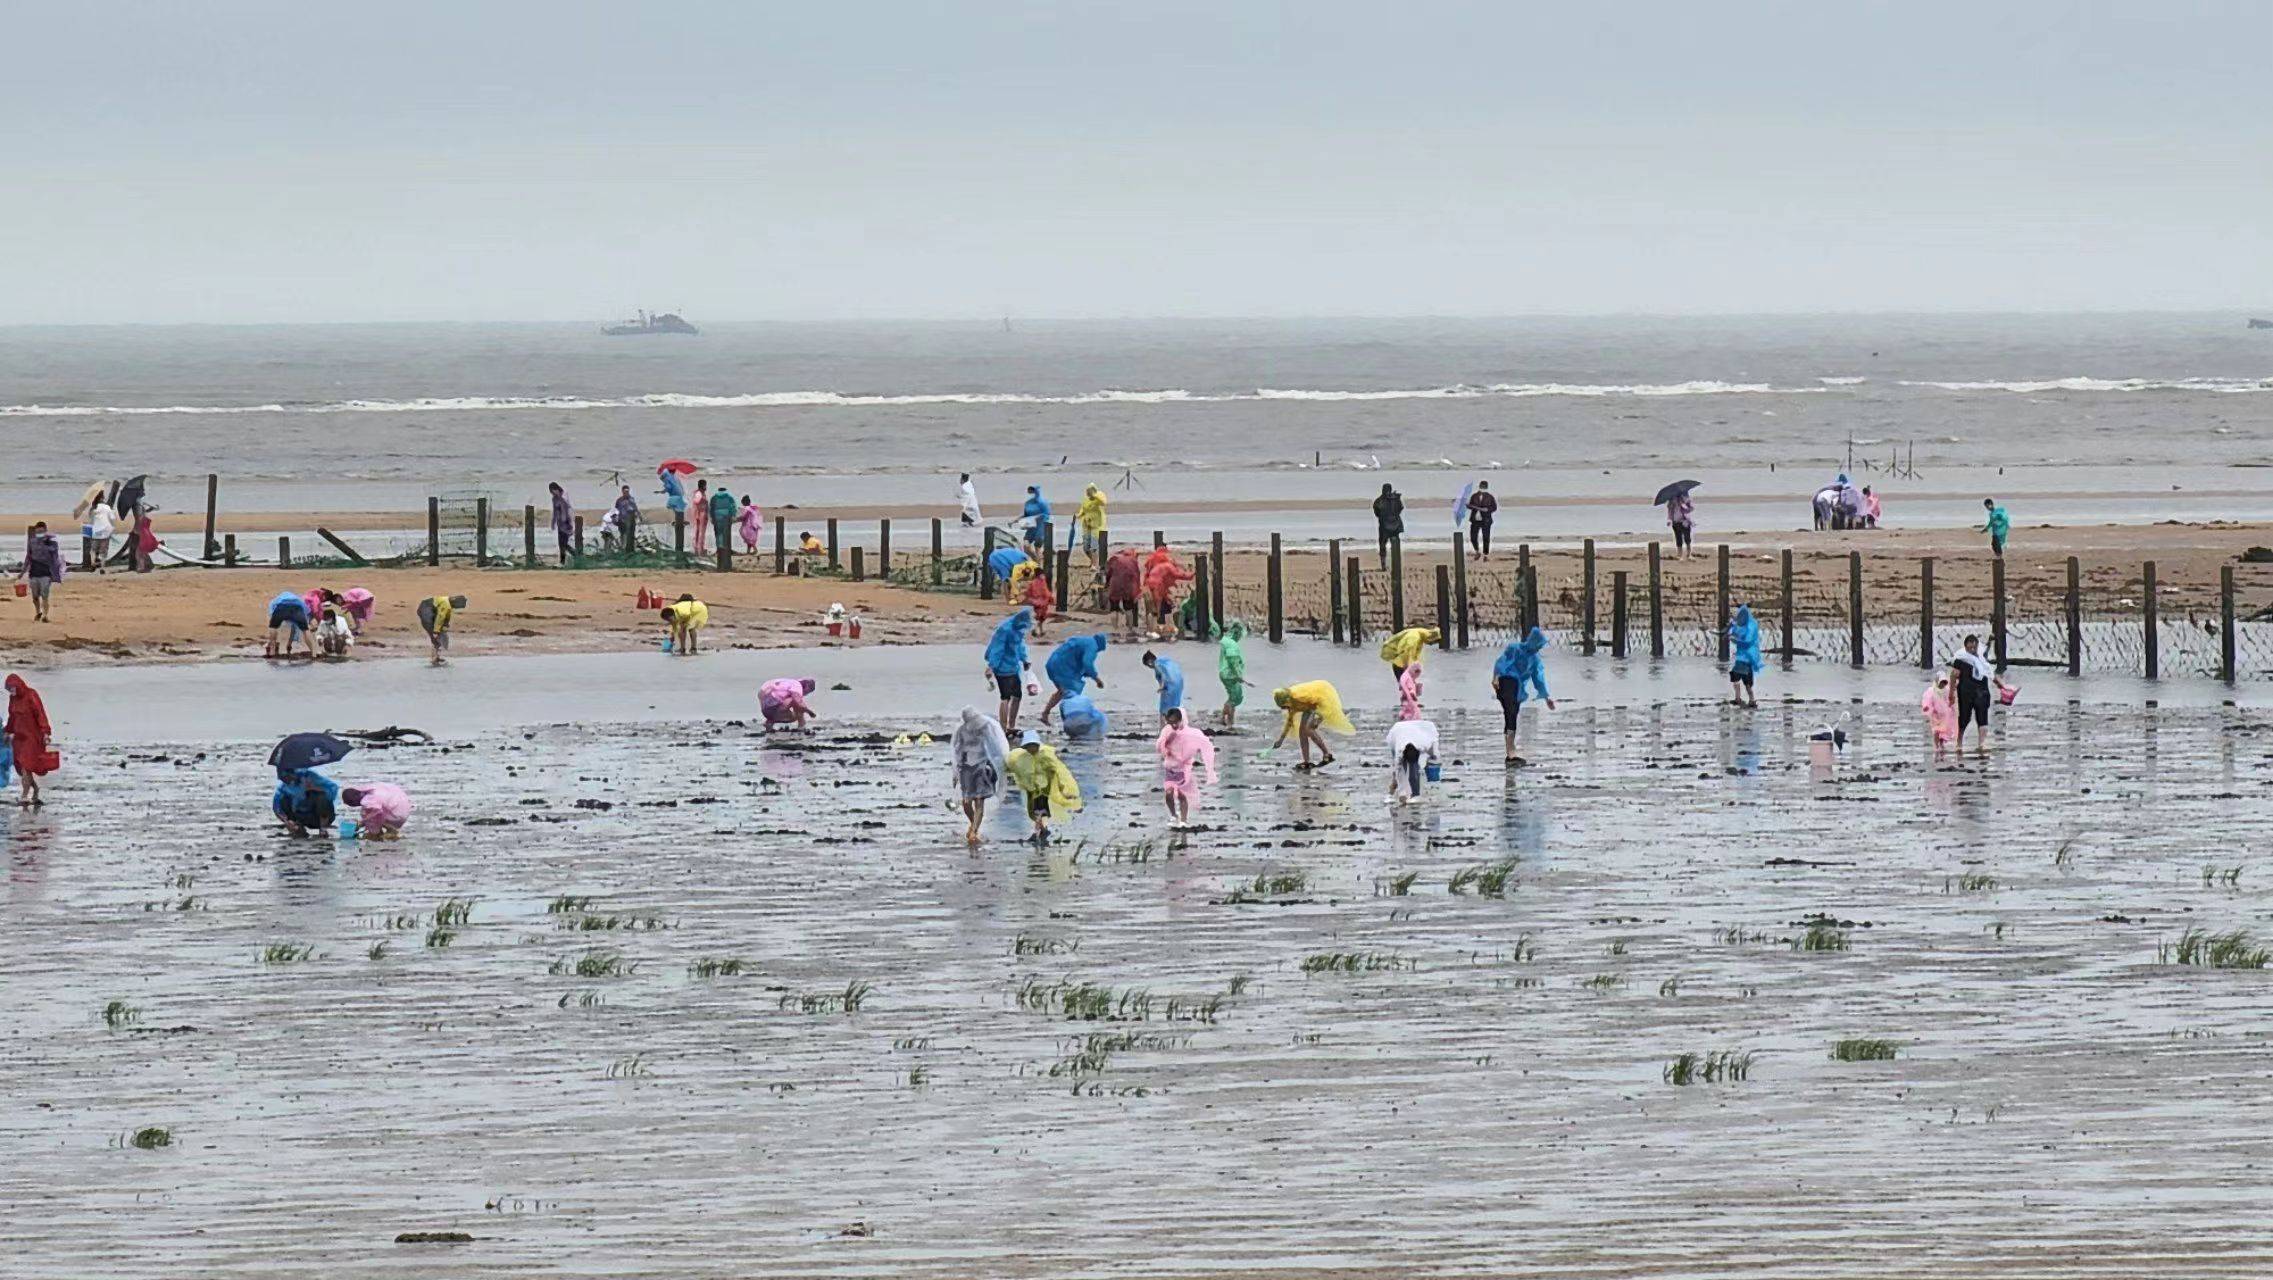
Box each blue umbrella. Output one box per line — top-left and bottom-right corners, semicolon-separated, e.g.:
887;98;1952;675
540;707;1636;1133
1453;481;1475;526
269;732;352;779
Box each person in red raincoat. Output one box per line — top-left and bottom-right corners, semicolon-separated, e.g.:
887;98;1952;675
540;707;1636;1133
1103;548;1143;636
1021;568;1056;636
5;674;56;806
1143;549;1193;635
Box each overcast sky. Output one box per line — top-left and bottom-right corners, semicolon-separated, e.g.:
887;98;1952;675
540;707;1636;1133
6;1;2267;323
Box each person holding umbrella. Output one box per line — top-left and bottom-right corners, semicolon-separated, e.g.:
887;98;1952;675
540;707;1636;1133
269;732;351;837
1655;480;1699;559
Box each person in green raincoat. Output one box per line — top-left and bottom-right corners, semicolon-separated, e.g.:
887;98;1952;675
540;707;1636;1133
1004;730;1082;843
708;484;738;554
1214;618;1255;728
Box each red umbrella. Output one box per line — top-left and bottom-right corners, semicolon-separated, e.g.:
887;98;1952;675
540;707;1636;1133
658;459;699;475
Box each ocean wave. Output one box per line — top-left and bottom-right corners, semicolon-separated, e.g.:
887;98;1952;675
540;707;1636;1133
0;381;1828;418
1901;377;2273;393
1817;376;1867;385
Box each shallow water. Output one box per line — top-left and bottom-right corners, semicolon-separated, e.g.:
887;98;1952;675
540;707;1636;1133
6;652;2273;1276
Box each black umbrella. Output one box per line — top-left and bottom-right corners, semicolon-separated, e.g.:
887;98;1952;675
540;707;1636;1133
1653;479;1701;506
113;475;149;516
270;732;352;778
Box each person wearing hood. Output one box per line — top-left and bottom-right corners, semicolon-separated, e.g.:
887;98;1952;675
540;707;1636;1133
1021;563;1057;636
266;589;314;659
958;473;983;527
1020;486;1052;554
1920;673;1958;756
1379;625;1439;683
760;677;819;730
1215;619;1253;728
1386;718;1440;804
1143;549;1192;636
951;706;1012;845
1155;707;1218;827
1104;547;1143;636
1040;634;1108;726
1396;658;1425;722
549;482;576;563
340;782;412;839
660;594;709;655
707;482;738;556
4;674;54;807
340;587;376;634
1075;485;1108;562
1004;730;1081;843
1492;626;1556;764
1059;692;1108;741
984;607;1036;732
18;522;63;624
738;495;765;552
419;594;468;665
1727;604;1762;707
1270;680;1353;771
272;767;340;837
1372;482;1405;569
1143;650;1184;723
988;545;1032;598
1861;486;1882;529
130;505;158;573
613;486;641;554
1981;498;2010;557
659;466;689;519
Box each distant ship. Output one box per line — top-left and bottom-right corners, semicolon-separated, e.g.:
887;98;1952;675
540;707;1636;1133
2251;318;2273;330
603;309;698;336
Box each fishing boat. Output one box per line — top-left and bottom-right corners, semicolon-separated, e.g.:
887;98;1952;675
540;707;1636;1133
603;309;699;336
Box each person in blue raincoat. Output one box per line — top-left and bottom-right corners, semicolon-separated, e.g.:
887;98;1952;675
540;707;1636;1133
1020;486;1051;553
1727;604;1762;708
1490;626;1557;764
1039;633;1107;726
986;544;1031;598
273;767;340;837
658;466;688;519
1142;650;1184;725
984;607;1035;732
1059;692;1108;741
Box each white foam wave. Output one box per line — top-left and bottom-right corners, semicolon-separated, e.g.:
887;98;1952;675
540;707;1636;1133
1902;376;2273;393
1817;376;1867;385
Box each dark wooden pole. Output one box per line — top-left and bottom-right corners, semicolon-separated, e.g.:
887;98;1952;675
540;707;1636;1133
1582;538;1597;656
1519;543;1538;632
1779;549;1795;666
1611;570;1628;658
1389;538;1405;631
203;473;219;561
1153;529;1165;550
1716;544;1731;662
1191;555;1211;639
1919;557;1935;668
2221;565;2237;684
1991;556;2007;670
1450;533;1469;649
277;536;291;570
476;498;490;567
1848;550;1864;668
1210;531;1225;628
1647;541;1664;659
1345;555;1365;646
979;527;997;598
2143;559;2159;679
826;518;839;571
672;512;685;565
523;504;537;569
931;518;944;587
878;518;891;579
773;516;786;574
223;533;237;567
427;497;441;566
1328;539;1344;644
573;516;584;558
1053;537;1070;612
1267;533;1284;643
2066;556;2081;677
1433;564;1452;647
851;546;865;583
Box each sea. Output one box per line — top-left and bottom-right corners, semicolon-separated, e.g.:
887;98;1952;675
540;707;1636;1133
1;313;2269;524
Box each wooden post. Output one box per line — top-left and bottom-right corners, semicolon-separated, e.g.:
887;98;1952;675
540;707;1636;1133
2143;559;2159;680
1848;551;1864;668
523;504;537;569
851;546;865;583
1191;555;1212;639
1716;544;1731;662
878;518;892;580
203;473;219;561
1919;557;1935;669
2221;565;2237;684
79;534;91;573
1267;533;1284;643
1345;555;1365;645
825;518;839;571
1647;541;1664;659
1328;539;1345;644
1210;531;1225;630
1053;537;1070;612
623;508;638;558
1153;529;1165;550
223;533;237;567
1611;570;1629;658
1582;539;1598;655
316;528;367;566
2066;556;2081;677
931;518;944;587
979;527;997;598
1450;533;1469;649
1389;538;1405;631
774;516;786;574
1991;556;2007;670
573;516;585;558
427;497;441;566
717;537;730;572
1779;549;1795;666
277;536;291;570
1433;564;1452;647
672;512;685;565
1518;543;1536;632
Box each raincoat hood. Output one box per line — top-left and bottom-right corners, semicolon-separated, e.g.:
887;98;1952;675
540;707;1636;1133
985;609;1034;673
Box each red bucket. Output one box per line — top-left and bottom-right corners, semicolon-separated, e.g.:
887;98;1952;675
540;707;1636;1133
11;582;24;598
826;621;844;637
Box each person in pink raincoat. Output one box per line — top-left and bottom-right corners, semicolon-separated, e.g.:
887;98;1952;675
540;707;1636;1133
1396;659;1424;721
737;496;764;552
1920;674;1958;756
339;782;412;839
340;587;376;634
760;677;818;730
1155;706;1218;828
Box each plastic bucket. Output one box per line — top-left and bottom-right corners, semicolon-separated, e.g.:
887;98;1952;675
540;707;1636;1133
826;621;844;637
339;820;359;840
11;583;23;598
1424;762;1443;783
1998;685;2019;706
848;619;863;639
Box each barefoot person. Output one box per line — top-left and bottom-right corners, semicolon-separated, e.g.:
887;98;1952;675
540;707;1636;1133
1920;673;1959;758
1039;633;1107;726
339;782;412;840
1103;547;1143;637
1270;680;1353;771
951;706;1011;846
1005;729;1082;844
1143;650;1184;726
4;674;56;807
1727;604;1762;708
1386;717;1439;804
1378;624;1439;689
418;594;467;665
271;768;338;837
265;590;314;659
18;522;64;623
1155;707;1217;828
1215;619;1253;729
1491;626;1556;764
760;677;818;730
984;607;1036;732
1949;634;2011;754
660;594;708;655
549;482;576;564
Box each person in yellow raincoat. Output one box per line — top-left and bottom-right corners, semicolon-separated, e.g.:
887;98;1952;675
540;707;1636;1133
1075;484;1109;562
660;593;709;655
1379;625;1440;685
1004;730;1082;842
1008;556;1042;605
1270;680;1354;771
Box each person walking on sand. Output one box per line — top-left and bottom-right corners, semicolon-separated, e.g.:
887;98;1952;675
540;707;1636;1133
1142;547;1192;638
1921;673;1959;758
549;482;575;563
1980;498;2010;557
1005;729;1081;844
265;590;314;659
1074;484;1109;564
1373;482;1405;569
418;594;466;665
737;494;764;552
1379;624;1438;687
1949;634;2011;755
1215;619;1253;729
1667;488;1696;559
952;705;1011;846
985;607;1036;732
1386;717;1439;805
759;676;817;729
1466;481;1497;560
1269;680;1353;771
1492;626;1556;764
86;496;115;573
1020;485;1052;556
958;473;983;528
1039;633;1107;726
18;522;63;623
691;479;711;554
661;594;709;655
1727;604;1762;708
613;486;641;555
5;674;55;807
1143;650;1184;725
1156;707;1217;829
339;782;412;839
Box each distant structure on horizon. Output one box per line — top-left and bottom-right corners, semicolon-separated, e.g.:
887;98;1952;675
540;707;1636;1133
603;309;698;336
2250;318;2273;330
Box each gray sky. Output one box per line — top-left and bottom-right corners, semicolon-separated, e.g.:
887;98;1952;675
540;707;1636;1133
6;1;2267;322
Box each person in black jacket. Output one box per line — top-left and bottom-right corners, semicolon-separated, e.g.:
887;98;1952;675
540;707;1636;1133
1466;481;1498;559
1372;483;1404;569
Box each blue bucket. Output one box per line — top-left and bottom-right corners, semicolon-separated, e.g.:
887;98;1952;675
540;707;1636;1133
1424;762;1443;783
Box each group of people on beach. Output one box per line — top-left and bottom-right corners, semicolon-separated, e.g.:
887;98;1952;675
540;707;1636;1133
262;586;465;664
